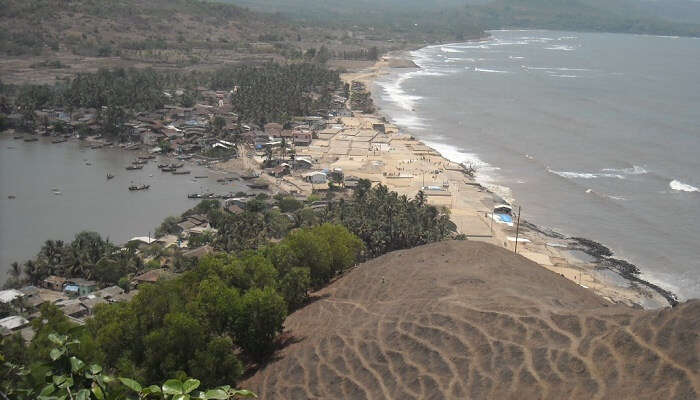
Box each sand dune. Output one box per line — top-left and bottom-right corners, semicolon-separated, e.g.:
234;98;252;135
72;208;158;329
244;241;699;399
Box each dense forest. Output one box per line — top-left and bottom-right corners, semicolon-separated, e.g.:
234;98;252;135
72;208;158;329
2;181;458;392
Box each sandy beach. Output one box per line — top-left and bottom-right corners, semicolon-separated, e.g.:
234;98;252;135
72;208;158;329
212;52;675;310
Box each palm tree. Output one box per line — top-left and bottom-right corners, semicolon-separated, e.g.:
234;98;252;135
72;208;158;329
9;262;21;280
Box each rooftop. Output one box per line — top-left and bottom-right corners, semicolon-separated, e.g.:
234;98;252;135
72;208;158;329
0;289;23;304
0;315;29;331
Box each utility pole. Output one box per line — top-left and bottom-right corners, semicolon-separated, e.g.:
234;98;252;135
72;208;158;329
514;206;522;254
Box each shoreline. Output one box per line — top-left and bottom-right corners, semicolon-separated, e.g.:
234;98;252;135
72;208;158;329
334;48;679;309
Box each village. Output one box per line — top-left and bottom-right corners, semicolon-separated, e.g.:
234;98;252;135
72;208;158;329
0;64;675;342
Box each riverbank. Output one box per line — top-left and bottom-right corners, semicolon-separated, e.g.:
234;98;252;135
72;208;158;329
251;50;677;309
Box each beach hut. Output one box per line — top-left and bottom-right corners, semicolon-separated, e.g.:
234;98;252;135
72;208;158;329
303;171;328;184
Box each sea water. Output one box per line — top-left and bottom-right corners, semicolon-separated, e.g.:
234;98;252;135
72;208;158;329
373;30;700;301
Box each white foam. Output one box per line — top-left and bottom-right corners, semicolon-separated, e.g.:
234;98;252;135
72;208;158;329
548;169;625;180
509;56;525;60
474;68;509;74
524;66;591;71
440;47;463;53
551;74;578;78
391;114;428;131
601;165;648;175
546;45;576;51
669;180;699;192
607;195;627;201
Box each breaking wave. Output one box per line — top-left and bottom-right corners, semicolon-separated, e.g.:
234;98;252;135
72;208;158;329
474;68;509;73
549;165;648;180
601;165;648;175
546;45;576;51
548;169;625;180
669;180;699;192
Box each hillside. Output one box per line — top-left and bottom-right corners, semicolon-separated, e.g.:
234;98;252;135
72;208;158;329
229;0;700;37
0;0;411;85
244;241;699;399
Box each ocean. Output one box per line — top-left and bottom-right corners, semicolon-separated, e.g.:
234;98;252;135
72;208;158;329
373;30;700;301
0;136;248;279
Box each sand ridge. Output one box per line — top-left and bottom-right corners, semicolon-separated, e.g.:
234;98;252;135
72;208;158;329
243;241;699;399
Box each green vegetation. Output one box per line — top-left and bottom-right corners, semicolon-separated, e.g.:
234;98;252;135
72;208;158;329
4;62;340;125
3;180;455;391
5;232;142;288
2;331;255;399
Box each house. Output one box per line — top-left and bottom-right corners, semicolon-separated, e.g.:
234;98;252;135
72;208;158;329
270;163;291;177
80;296;107;315
43;275;66;291
92;286;124;301
0;315;29;337
0;289;23;305
293;130;313;146
110;290;139;303
132;268;175;287
293;157;314;170
57;299;88;319
63;278;97;297
226;204;245;214
344;176;361;189
19;286;45;309
303;171;328;184
182;245;214;260
264;122;283;137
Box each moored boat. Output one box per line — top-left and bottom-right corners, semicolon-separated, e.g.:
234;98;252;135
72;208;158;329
125;165;143;171
128;184;150;191
24;137;39;142
107;173;114;180
247;181;269;190
172;170;191;175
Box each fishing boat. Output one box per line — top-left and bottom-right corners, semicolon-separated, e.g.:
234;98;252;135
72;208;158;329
194;175;208;179
188;193;203;199
52;188;62;195
161;167;176;172
157;163;169;168
240;172;260;180
24;137;39;142
172;170;191;175
139;155;156;160
170;163;184;169
106;173;114;180
13;135;23;139
125;165;143;171
247;181;269;190
90;144;103;149
132;159;147;165
85;162;92;166
128;184;150;191
52;138;67;144
7;195;16;199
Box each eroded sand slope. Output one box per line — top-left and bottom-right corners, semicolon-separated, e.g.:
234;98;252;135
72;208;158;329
244;241;699;399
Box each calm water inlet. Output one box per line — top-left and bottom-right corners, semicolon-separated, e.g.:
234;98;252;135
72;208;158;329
0;136;246;280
